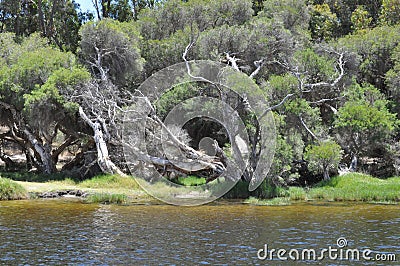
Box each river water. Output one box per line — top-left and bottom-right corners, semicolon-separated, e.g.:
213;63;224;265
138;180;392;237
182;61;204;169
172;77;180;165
0;200;398;265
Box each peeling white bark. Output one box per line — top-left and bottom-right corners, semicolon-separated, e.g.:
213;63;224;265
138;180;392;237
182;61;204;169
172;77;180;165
23;129;54;174
78;107;126;176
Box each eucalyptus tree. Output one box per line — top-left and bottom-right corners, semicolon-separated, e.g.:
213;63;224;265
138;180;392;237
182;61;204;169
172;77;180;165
90;0;164;21
0;0;84;52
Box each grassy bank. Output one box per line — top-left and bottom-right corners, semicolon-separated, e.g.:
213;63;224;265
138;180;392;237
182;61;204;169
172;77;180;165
4;173;153;204
0;177;28;200
306;173;400;202
1;172;399;205
246;173;400;205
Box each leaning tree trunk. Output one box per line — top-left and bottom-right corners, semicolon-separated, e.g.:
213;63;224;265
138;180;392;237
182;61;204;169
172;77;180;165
23;129;55;174
78;107;126;176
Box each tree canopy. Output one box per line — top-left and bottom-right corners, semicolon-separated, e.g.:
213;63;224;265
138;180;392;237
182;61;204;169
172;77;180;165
1;0;400;191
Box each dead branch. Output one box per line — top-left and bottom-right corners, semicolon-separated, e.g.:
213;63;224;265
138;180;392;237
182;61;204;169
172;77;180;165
225;53;240;71
299;115;318;141
260;93;294;119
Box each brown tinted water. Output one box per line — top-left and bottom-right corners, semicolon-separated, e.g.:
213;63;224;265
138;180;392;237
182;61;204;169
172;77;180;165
0;200;398;265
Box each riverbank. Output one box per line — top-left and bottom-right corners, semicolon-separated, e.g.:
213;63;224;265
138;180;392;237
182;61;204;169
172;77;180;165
245;173;400;205
0;174;154;204
0;172;399;205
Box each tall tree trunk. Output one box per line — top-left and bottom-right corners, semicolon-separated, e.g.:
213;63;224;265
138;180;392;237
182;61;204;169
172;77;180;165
102;0;111;18
93;0;102;20
37;0;46;36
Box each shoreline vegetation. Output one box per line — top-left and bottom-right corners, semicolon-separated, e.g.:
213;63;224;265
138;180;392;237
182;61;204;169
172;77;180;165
0;173;399;205
1;1;400;210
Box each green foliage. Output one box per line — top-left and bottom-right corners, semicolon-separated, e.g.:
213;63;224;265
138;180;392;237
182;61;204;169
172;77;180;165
267;133;293;179
2;0;400;188
338;24;400;91
318;1;383;36
335;83;397;154
226;181;250;198
379;0;400;26
252;177;289;199
155;82;198;118
294;48;337;82
266;74;298;101
0;33;89;138
0;171;70;183
258;0;309;33
309;4;340;41
141;28;192;74
0;177;28;200
0;0;84;52
386;44;400;113
79;18;144;85
139;0;253;40
223;180;274;199
305;140;343;179
197;24;251;61
351;5;372;32
110;0;134;22
24;66;91;110
0;33;86;102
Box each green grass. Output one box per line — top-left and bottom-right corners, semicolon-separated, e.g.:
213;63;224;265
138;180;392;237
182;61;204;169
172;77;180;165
12;174;150;204
4;170;400;205
86;192;128;204
288;186;307;200
79;174;140;190
173;176;207;186
307;173;400;202
0;172;141;190
0;171;68;182
283;173;400;203
0;177;28;200
244;196;291;206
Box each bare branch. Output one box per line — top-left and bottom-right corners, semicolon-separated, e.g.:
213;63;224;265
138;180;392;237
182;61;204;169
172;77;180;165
303;52;346;89
260;93;294;119
299;115;318;141
182;42;218;86
249;59;264;79
309;96;343;104
225;53;240;72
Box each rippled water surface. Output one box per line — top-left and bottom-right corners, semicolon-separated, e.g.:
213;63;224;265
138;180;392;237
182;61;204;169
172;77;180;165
0;200;399;265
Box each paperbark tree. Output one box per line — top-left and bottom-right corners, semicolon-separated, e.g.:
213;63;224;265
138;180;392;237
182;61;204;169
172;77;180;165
0;33;90;174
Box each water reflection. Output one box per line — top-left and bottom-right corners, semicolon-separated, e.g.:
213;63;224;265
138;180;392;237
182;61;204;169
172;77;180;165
0;200;398;265
90;205;119;263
